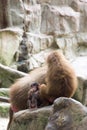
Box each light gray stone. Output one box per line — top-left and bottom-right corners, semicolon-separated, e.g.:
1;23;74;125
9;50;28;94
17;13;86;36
56;33;87;61
9;98;87;130
37;0;73;5
10;107;52;130
0;28;22;65
41;4;80;35
27;33;54;53
10;1;41;33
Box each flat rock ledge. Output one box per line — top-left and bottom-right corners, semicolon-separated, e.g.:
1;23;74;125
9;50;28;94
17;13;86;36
9;97;87;130
9;106;52;130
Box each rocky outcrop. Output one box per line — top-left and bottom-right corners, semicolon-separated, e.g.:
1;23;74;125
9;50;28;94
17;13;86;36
0;0;87;69
10;106;52;130
45;97;87;130
0;63;28;88
41;4;80;34
0;28;22;66
9;97;87;130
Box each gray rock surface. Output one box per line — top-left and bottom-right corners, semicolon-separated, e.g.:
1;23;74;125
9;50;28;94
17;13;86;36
9;97;87;130
10;107;52;130
0;0;87;70
45;97;87;130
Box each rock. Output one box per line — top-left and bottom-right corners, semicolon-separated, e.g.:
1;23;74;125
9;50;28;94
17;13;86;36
70;0;87;31
17;61;29;73
0;28;22;66
0;88;9;97
27;33;54;53
45;97;87;130
41;4;80;35
56;33;87;61
10;107;52;130
10;0;24;27
37;0;73;5
0;63;28;88
0;0;87;71
0;88;10;118
10;1;41;33
0;103;10;117
29;48;55;70
9;97;87;130
72;57;87;105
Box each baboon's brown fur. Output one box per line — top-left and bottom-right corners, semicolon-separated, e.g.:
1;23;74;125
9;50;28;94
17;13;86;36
10;66;47;111
10;51;78;110
8;66;47;130
8;51;77;130
39;51;78;101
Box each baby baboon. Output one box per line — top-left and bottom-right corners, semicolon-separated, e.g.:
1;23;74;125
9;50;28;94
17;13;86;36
27;82;41;108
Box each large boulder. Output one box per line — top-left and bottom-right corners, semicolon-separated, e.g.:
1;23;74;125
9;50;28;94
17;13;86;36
9;97;87;130
9;107;52;130
46;97;87;130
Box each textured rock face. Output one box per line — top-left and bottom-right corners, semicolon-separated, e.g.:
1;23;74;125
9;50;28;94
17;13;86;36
45;97;87;130
41;4;80;34
10;0;41;33
37;0;73;5
9;97;87;130
10;107;52;130
0;29;21;65
0;0;87;67
0;0;87;68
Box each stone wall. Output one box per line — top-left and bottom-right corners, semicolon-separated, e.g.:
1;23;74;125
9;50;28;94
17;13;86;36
0;0;87;69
